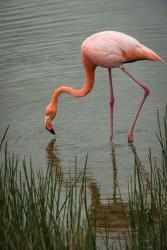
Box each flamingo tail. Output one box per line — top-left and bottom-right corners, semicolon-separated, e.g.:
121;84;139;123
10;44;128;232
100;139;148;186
138;44;164;63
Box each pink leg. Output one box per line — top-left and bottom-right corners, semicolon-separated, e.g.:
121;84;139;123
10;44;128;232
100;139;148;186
120;65;150;143
108;68;115;140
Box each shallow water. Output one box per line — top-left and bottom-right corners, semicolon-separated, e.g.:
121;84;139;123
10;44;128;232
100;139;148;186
0;0;167;235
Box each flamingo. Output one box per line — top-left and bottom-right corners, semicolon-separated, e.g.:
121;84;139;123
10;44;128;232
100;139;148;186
44;31;163;142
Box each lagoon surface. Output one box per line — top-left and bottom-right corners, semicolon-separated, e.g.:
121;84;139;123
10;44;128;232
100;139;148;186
0;0;167;234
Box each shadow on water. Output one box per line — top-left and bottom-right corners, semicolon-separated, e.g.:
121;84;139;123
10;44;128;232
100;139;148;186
46;139;62;178
45;139;152;238
88;143;129;238
128;143;151;189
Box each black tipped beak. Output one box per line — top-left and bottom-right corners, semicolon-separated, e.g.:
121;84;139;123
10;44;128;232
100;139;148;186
46;127;55;135
50;128;55;135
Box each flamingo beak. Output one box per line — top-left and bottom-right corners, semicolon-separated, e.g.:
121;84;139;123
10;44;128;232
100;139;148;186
45;116;55;135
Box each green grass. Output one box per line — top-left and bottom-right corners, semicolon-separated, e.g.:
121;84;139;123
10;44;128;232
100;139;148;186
125;107;167;250
0;107;167;250
0;141;97;249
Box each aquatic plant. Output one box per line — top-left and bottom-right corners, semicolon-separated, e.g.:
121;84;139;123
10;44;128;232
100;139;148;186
125;107;167;250
0;137;97;249
0;106;167;249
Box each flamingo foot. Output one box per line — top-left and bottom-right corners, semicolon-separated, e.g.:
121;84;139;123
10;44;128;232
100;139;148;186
128;131;133;143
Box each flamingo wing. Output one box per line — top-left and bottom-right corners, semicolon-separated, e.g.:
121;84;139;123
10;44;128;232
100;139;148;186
81;31;162;68
81;31;140;68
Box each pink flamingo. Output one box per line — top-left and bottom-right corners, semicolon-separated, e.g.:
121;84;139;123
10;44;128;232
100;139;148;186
45;31;163;142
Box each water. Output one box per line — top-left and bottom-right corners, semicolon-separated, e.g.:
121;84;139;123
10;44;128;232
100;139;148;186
0;0;167;237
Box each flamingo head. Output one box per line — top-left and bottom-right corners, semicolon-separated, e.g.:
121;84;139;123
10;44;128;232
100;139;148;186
44;104;57;135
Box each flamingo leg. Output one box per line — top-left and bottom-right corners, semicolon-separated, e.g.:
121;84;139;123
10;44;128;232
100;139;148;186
120;65;150;143
108;68;115;140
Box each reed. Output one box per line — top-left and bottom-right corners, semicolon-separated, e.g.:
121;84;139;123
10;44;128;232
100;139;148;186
125;107;167;250
0;138;97;249
0;106;166;249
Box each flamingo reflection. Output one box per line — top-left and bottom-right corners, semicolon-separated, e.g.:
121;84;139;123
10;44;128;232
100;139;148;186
46;140;131;237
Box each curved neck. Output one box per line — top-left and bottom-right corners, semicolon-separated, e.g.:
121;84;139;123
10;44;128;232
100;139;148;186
50;62;96;107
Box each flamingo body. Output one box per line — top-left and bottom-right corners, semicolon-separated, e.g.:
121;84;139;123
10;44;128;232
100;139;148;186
45;31;162;142
81;31;162;69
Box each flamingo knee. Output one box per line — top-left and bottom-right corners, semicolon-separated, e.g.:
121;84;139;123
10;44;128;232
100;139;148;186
109;97;115;107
